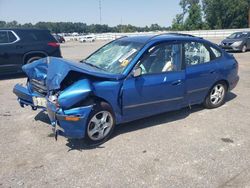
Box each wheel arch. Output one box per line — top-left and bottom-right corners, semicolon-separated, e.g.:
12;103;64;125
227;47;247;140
214;79;229;91
92;96;115;114
204;79;229;101
23;51;48;64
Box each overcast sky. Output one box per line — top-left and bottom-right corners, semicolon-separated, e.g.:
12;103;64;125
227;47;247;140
0;0;181;27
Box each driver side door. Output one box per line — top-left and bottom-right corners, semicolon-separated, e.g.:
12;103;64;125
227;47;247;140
122;42;186;122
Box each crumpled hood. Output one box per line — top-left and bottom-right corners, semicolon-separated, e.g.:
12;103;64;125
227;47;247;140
22;57;123;91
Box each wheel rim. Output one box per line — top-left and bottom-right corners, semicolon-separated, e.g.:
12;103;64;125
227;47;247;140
242;45;247;52
27;57;40;64
87;111;113;141
210;84;225;105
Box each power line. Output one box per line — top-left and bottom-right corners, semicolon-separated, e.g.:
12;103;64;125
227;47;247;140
99;0;102;24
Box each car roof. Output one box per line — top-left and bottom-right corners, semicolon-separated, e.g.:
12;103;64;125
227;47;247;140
119;33;204;45
0;28;50;32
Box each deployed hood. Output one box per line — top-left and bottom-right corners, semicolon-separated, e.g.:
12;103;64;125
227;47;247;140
22;57;123;90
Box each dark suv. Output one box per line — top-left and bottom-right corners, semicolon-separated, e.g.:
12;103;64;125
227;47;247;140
0;28;62;75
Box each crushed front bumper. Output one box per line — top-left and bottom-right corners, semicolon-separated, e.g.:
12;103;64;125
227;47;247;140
13;83;93;139
220;45;243;52
47;101;93;139
13;84;46;110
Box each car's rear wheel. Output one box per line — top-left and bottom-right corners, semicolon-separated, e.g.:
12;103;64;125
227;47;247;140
241;45;247;53
26;56;43;64
204;82;227;109
85;102;115;145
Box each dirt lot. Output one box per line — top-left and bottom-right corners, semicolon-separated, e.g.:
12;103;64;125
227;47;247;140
0;38;250;188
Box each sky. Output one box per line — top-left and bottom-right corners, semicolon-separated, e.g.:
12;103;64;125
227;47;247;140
0;0;181;27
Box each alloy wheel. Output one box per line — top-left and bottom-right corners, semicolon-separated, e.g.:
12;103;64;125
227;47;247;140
87;111;114;141
210;84;225;105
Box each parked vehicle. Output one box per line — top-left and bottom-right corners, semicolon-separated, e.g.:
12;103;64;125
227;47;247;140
79;35;95;43
13;34;239;144
0;29;61;75
53;34;65;43
219;31;250;53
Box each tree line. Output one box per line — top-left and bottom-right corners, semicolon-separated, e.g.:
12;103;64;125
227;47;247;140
172;0;250;30
0;21;169;33
1;0;249;33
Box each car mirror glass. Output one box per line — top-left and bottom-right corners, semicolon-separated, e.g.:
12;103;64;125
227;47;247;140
133;67;142;77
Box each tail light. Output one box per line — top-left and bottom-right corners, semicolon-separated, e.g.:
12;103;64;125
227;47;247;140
48;42;60;47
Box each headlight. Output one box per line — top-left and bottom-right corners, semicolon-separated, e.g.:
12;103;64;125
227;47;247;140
231;41;243;47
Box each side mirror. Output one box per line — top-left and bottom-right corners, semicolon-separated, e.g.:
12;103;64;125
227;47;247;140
133;67;142;77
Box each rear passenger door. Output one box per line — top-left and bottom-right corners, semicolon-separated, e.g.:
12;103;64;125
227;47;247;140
0;31;21;74
184;41;220;105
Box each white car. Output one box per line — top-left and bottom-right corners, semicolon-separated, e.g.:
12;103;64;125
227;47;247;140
79;35;96;43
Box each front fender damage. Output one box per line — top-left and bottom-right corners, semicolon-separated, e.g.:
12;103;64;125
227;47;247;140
14;57;120;139
58;79;93;109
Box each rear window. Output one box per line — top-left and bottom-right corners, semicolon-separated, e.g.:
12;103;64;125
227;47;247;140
0;31;8;43
210;46;222;58
8;31;18;42
19;30;56;42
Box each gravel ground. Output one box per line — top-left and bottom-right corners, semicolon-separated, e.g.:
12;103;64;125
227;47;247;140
0;38;250;188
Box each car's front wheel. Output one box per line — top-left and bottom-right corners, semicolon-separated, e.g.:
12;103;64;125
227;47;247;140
241;45;247;53
204;82;227;109
85;102;115;144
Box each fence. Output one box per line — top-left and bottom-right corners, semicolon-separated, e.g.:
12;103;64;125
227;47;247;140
64;28;250;41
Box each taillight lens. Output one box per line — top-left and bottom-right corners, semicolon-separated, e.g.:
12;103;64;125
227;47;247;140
48;42;60;47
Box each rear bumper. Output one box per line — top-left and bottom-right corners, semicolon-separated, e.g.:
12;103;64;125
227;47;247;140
229;75;239;91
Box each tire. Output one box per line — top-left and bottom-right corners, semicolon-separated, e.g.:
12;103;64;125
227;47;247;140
85;102;115;145
203;82;227;109
26;56;43;64
241;45;247;53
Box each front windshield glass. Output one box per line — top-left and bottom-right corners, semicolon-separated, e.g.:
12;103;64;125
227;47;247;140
228;32;248;39
84;39;144;74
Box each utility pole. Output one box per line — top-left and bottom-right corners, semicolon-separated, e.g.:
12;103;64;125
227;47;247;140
249;7;250;28
248;1;250;28
99;0;102;25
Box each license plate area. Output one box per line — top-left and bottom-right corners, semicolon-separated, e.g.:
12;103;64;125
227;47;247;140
32;97;47;107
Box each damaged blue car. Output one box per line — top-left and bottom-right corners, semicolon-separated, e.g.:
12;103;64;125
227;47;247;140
13;34;239;144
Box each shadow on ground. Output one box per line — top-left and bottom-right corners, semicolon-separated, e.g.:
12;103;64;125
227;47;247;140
0;73;26;81
63;92;237;151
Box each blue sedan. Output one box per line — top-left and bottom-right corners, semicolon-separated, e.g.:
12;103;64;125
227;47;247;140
13;33;239;144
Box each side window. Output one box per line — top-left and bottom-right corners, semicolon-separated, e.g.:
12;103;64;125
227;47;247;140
139;43;182;75
210;46;222;58
184;42;211;66
8;31;18;43
0;31;8;44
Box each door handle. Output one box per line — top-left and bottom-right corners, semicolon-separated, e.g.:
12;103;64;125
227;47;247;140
171;80;182;86
16;45;23;49
209;70;216;74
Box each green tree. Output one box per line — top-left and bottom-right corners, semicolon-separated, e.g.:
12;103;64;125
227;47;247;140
172;0;204;30
202;0;249;29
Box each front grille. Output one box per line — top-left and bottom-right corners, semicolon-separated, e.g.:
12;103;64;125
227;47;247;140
223;42;233;46
30;79;47;96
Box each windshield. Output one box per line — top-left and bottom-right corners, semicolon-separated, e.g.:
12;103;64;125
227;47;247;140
84;39;144;74
228;32;248;39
